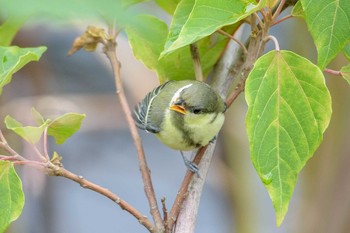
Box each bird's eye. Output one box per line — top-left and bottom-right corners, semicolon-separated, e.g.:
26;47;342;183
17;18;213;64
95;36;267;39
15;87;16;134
192;108;203;114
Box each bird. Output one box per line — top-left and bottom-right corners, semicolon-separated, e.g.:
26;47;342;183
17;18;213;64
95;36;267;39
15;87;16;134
132;80;226;173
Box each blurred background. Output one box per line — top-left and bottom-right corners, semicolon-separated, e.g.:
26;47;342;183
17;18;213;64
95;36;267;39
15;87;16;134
1;2;350;233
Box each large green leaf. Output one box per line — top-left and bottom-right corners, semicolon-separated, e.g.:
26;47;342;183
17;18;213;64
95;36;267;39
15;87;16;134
300;0;350;69
0;46;47;95
0;17;26;46
343;43;350;61
245;50;332;226
126;14;234;83
48;113;86;144
4;115;50;144
161;0;266;56
340;64;350;85
0;161;25;233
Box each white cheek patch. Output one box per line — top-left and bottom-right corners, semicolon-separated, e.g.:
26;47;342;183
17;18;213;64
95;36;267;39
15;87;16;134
169;83;193;106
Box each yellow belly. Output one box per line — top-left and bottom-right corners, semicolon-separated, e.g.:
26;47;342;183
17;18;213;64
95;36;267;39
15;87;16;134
155;110;225;151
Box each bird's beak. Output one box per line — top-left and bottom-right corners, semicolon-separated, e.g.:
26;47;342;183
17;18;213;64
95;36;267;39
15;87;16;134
169;105;186;115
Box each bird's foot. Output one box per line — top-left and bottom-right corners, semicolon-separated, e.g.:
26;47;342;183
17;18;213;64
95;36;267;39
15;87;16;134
181;151;200;177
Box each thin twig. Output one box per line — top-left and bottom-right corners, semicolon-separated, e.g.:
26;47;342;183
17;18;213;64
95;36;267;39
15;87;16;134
43;127;50;160
273;0;287;20
225;78;246;108
161;198;168;228
325;68;342;76
190;43;203;81
253;12;264;28
50;166;154;231
272;14;293;26
103;32;163;232
217;29;248;55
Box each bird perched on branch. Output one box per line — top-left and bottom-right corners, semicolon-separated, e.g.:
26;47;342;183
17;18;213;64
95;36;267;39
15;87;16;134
132;80;226;173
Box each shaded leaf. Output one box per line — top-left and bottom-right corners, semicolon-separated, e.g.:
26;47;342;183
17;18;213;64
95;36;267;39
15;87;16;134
4;115;50;144
291;1;304;18
0;16;25;46
340;64;350;85
48;113;86;144
0;161;25;233
161;0;266;56
155;0;181;15
0;46;47;95
300;0;350;69
245;50;332;226
126;14;234;83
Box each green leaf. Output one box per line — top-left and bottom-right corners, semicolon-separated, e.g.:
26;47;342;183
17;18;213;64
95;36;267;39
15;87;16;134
31;108;46;126
0;161;25;233
155;0;181;15
245;50;332;226
0;0;133;25
343;43;350;61
291;1;304;18
4;115;50;144
126;15;234;82
300;0;350;69
0;16;26;46
0;46;47;95
340;64;350;85
161;0;266;56
48;113;86;144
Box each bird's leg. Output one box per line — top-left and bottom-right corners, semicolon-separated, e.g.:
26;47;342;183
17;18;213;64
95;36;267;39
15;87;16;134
209;135;217;144
181;151;200;176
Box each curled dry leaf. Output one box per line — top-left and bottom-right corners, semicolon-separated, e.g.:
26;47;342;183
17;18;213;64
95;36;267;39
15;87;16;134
67;25;107;56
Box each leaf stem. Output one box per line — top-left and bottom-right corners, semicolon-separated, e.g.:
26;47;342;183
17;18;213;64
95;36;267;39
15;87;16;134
43;127;50;160
217;29;248;55
103;31;163;232
264;35;280;51
324;68;342;76
190;43;204;81
272;14;293;26
272;0;287;20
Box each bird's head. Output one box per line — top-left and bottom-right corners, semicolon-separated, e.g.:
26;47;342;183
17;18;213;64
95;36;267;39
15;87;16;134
168;82;226;116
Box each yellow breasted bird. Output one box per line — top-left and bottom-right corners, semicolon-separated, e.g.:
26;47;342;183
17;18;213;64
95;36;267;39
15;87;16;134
132;80;226;173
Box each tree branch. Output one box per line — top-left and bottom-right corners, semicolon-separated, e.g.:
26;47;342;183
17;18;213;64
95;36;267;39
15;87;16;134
0;129;155;232
102;31;164;232
190;43;203;81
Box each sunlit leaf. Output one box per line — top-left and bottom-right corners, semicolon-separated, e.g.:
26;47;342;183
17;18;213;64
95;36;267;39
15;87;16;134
245;50;332;226
340;64;350;85
161;0;266;56
0;46;47;95
4;115;50;144
0;161;25;233
300;0;350;69
48;113;86;144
